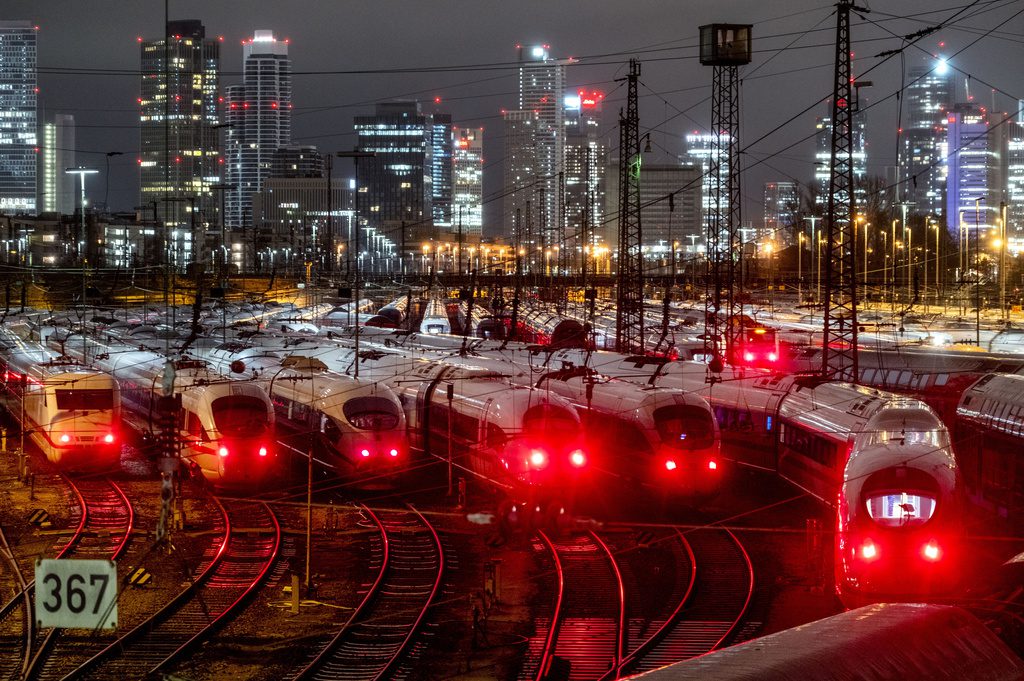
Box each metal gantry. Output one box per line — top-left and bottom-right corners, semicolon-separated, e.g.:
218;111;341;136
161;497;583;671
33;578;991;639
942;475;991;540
699;24;751;369
821;1;865;380
615;59;644;355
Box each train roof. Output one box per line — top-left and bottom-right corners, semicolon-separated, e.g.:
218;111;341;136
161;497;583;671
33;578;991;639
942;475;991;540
625;603;1024;681
957;373;1024;437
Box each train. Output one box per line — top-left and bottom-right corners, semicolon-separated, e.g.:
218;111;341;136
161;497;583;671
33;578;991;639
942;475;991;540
199;343;408;486
330;330;723;501
420;299;452;335
0;331;121;471
46;332;277;489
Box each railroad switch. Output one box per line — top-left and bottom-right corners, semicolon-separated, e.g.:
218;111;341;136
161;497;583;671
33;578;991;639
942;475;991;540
27;509;51;529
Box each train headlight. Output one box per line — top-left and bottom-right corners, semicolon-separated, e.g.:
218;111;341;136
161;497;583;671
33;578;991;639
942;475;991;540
922;540;941;562
860;539;878;561
218;446;229;458
569;449;586;468
103;433;115;444
258;446;268;457
59;433;71;444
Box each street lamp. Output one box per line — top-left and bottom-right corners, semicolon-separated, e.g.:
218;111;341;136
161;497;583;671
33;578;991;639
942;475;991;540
65;167;99;264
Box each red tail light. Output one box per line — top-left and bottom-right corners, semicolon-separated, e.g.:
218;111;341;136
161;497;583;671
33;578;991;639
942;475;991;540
59;433;71;444
922;540;941;561
569;449;586;468
665;459;677;471
258;446;268;457
103;433;115;444
768;352;778;362
218;446;229;457
708;460;718;471
860;539;878;561
743;351;754;362
528;449;547;469
360;448;371;458
389;448;399;457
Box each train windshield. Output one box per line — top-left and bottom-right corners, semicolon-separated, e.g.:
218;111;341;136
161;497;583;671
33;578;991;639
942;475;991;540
56;388;114;411
342;396;400;431
653;405;716;450
866;492;936;528
211;396;269;437
523;404;580;442
860;411;950;449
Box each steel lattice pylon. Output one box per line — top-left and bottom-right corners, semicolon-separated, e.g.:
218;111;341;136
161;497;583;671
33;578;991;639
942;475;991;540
821;1;864;380
615;59;644;354
705;64;743;366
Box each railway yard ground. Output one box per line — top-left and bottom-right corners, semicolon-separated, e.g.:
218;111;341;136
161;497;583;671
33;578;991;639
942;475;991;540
0;414;856;679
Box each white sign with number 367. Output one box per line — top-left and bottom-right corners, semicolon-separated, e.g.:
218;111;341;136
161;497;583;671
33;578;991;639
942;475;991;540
34;559;117;630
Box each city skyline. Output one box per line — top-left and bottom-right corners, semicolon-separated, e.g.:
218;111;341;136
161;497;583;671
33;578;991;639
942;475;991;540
1;1;1022;239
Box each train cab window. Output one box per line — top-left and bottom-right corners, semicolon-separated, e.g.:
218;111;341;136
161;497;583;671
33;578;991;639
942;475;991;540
865;492;936;527
654;406;715;450
323;417;342;445
56;388;114;411
211;396;269;436
485;423;507;450
342;396;400;431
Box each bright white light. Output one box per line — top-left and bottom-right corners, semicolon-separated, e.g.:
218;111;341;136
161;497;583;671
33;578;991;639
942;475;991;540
935;58;949;75
532;46;546;59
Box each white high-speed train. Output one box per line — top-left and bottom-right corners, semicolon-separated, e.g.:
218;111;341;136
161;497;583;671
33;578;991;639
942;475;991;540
47;333;276;489
0;331;121;471
199;343;408;486
420;299;451;335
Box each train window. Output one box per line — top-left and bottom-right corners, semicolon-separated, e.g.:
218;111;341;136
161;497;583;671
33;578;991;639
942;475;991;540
211;396;269;436
898;371;912;387
55;388;114;411
342;396;400;431
935;374;949;387
323;417;343;445
654;405;715;450
485;423;507;450
186;412;209;441
865;492;936;527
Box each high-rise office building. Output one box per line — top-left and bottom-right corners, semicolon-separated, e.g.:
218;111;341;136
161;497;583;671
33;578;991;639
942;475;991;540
271;145;324;178
225;30;292;230
430;113;453;227
764;181;799;246
684;131;729;239
452;127;483;237
1007;108;1024;253
354;101;432;233
139;19;220;265
0;21;37;214
606;162;703;253
814;112;867;209
564;90;606;249
507;44;569;242
503;109;538;243
899;57;954;218
38;114;75;214
946;102;1007;245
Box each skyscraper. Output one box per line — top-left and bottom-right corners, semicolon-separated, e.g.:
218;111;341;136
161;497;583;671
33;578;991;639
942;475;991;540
899;57;954;218
139;19;220;265
764;181;799;245
606;162;702;253
1007;107;1024;252
564;90;606;250
430;113;453;227
225;30;292;230
452;127;483;237
38;114;75;214
0;21;37;214
503;109;538;243
354;101;432;233
814;112;867;209
684;131;728;240
946;102;1007;245
508;44;569;243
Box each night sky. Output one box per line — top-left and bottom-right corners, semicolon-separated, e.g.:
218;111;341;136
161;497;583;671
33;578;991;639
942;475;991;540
7;0;1023;232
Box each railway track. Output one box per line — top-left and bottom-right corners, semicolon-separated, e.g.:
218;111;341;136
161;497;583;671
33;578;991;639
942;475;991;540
65;497;280;680
294;504;445;680
525;526;753;680
0;476;133;681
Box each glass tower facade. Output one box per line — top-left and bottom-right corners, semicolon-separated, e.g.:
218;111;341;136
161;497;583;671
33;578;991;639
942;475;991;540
38;114;75;214
452;127;483;237
899;59;954;217
0;21;37;214
139;19;220;266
